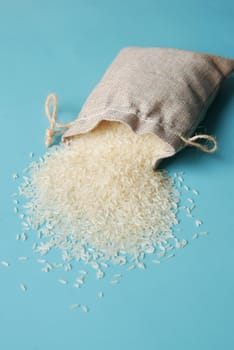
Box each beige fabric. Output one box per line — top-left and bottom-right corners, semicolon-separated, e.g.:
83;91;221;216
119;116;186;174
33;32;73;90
63;47;234;160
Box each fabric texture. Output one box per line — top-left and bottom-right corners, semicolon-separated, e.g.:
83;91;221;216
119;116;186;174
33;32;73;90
63;47;234;159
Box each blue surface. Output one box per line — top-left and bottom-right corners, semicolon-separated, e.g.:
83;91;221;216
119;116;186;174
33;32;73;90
0;1;234;349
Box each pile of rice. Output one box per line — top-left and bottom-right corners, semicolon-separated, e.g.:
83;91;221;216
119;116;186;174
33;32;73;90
19;121;180;266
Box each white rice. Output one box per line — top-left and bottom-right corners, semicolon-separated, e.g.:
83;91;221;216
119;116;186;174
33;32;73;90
81;305;89;313
20;283;27;292
19;121;180;266
58;279;68;285
98;291;104;298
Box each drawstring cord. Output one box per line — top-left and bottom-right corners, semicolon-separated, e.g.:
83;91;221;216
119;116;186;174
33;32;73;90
179;134;218;153
45;93;74;147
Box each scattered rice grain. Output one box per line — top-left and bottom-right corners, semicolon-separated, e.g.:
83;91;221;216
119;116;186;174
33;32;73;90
180;239;188;248
187;198;194;204
12;173;19;180
152;259;160;264
137;262;146;270
58;279;68;285
100;262;108;268
37;259;46;264
96;269;104;279
166;253;175;259
200;231;208;236
41;267;50;272
98;291;104;298
64;263;72;272
195;220;202;227
20;283;27;292
76;277;84;284
18;256;28;261
110;280;119;284
81;305;89;313
192;189;199;195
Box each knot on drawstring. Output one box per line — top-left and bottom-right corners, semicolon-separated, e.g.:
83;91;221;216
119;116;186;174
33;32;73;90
45;93;74;147
179;134;218;153
45;128;55;147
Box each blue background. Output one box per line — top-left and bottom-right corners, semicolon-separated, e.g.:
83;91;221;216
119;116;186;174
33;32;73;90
0;1;234;349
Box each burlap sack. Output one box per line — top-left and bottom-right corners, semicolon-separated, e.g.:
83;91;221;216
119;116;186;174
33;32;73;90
61;47;234;162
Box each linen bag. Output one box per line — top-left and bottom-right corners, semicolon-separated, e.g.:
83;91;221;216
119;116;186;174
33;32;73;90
45;47;234;167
